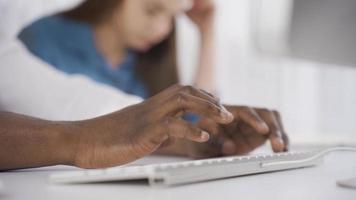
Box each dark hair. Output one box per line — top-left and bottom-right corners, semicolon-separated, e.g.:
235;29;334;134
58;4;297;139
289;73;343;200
63;0;179;96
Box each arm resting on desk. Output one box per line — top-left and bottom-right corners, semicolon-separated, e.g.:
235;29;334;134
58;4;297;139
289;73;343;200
0;112;78;171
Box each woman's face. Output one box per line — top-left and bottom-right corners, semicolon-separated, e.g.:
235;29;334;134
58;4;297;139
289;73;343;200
115;0;184;52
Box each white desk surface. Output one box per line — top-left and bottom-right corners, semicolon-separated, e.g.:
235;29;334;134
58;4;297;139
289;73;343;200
1;149;356;200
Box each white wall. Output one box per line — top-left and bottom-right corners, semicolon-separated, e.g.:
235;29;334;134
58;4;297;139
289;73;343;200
2;0;355;145
176;0;356;145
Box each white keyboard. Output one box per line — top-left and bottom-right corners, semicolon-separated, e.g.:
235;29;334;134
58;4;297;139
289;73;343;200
49;147;356;187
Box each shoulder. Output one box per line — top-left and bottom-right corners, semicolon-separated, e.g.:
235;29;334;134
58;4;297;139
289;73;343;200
18;15;67;52
18;15;62;39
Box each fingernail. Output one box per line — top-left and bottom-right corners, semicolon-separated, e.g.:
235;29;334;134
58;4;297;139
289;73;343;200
220;106;234;122
200;131;210;142
272;137;285;152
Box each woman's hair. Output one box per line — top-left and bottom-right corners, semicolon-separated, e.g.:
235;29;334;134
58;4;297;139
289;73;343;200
63;0;179;97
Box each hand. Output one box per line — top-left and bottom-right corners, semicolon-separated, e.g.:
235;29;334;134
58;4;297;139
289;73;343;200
72;85;234;169
174;106;289;159
186;0;215;32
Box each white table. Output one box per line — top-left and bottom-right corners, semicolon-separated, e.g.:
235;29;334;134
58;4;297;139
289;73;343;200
1;149;356;200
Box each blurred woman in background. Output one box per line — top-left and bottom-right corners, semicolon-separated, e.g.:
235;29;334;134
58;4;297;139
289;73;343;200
19;0;216;98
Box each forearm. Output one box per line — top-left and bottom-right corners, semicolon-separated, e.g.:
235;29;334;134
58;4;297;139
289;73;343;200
0;112;78;171
194;25;217;94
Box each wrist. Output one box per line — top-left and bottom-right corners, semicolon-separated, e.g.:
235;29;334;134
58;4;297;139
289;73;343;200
198;21;214;37
198;23;215;49
52;122;81;166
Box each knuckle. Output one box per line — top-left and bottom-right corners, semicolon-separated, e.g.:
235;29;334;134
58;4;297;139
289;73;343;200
244;106;253;110
268;108;276;113
175;92;188;105
246;106;257;114
173;84;183;89
260;108;270;113
181;85;195;94
272;110;280;117
235;105;244;110
240;106;252;113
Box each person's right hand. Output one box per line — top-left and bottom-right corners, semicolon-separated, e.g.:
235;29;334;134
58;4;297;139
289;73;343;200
177;106;289;159
71;85;234;169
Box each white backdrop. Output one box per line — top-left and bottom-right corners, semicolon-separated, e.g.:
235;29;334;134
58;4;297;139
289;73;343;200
1;0;355;145
177;0;356;145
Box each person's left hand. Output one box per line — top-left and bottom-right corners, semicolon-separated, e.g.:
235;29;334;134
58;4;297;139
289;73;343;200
175;106;289;159
186;0;215;32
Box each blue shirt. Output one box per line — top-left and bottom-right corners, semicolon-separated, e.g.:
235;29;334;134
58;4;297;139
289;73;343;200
18;15;148;98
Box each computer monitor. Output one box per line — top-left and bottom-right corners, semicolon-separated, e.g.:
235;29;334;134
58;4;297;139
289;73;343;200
290;0;356;67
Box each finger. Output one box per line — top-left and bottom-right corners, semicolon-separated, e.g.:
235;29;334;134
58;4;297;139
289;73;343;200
178;85;221;106
258;109;285;152
135;118;209;156
220;137;237;156
162;117;210;143
198;118;237;155
198;88;220;102
152;84;219;105
228;106;269;134
282;133;289;151
148;84;182;103
151;85;221;111
273;110;290;151
160;93;233;124
223;122;266;155
197;118;220;135
206;135;237;156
